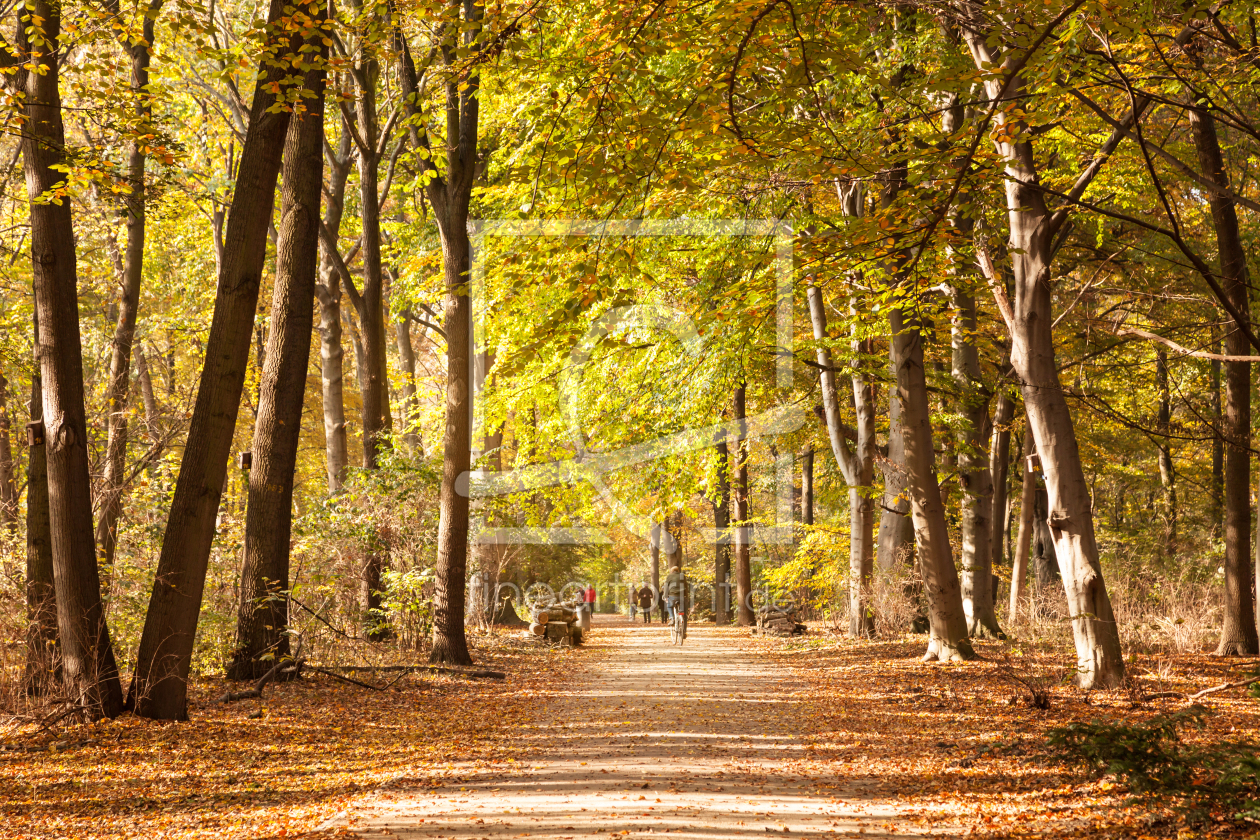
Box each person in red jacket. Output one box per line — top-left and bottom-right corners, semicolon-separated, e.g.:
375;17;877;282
585;584;596;612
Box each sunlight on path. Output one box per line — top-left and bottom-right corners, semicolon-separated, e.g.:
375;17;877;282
336;617;942;839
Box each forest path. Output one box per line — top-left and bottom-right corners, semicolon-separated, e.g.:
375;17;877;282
337;616;936;840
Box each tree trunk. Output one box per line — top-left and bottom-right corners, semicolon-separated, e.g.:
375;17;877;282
964;29;1125;689
1009;421;1034;622
403;0;482;666
0;372;17;530
24;367;58;696
733;384;753;626
801;446;814;527
429;216;474;664
877;349;913;572
95;2;161;571
806;283;876;636
397;310;421;454
1155;349;1176;544
134;345;159;434
315;128;353;494
713;437;731;625
1211;347;1223;533
889;307;975;662
21;2;124;720
650;522;662;618
988;384;1014;581
952;290;1001;639
1189;107;1258;656
228;49;326;682
129;0;295;719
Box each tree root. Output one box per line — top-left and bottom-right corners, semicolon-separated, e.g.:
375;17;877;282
216;659;302;704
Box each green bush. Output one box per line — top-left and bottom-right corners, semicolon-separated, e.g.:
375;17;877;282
1047;704;1260;824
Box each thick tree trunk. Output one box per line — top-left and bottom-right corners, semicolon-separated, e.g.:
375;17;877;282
1189;107;1259;656
95;4;160;570
1009;422;1034;621
877;350;913;572
24;369;59;696
1155;349;1176;544
964;29;1125;689
228;52;326;681
713;437;731;625
129;0;295;719
889;308;975;662
0;372;17;530
952;291;1001;639
21;3;124;719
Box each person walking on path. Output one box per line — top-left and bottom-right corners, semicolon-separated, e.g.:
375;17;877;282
585;583;596;613
636;585;654;623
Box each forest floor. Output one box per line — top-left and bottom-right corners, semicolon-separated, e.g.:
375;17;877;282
2;617;1258;839
330;616;1260;840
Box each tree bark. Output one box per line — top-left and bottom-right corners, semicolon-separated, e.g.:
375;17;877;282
396;310;421;454
129;0;296;719
807;284;876;636
94;0;163;570
24;367;58;696
733;384;753;625
1211;346;1223;533
1155;349;1176;544
988;384;1014;576
21;1;124;720
889;306;975;662
1009;421;1034;622
1189;106;1258;656
0;372;17;530
964;28;1125;688
801;445;814;527
713;436;731;625
877;349;913;572
399;0;483;666
315;128;353;494
951;290;1001;638
228;45;326;682
134;345;159;434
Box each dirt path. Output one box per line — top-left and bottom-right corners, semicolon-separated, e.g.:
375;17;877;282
336;617;937;840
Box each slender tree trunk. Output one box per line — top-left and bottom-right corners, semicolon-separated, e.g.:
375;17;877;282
877;350;913;572
129;0;296;719
95;1;162;571
396;310;421;454
733;384;753;626
713;437;731;625
801;446;814;527
316;129;352;494
650;523;662;620
134;345;159;434
1155;349;1176;544
952;290;1001;638
807;283;876;636
1211;346;1223;533
964;29;1125;689
988;385;1014;584
21;2;123;719
889;306;975;662
1189;107;1259;656
405;0;483;666
0;373;17;530
228;48;326;681
429;216;473;663
24;367;58;696
1010;421;1034;622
